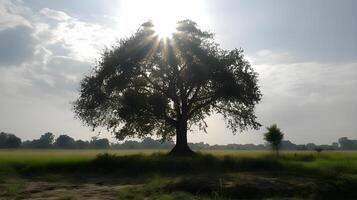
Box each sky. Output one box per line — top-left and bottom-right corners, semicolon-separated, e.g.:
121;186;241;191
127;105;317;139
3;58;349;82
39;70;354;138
0;0;356;145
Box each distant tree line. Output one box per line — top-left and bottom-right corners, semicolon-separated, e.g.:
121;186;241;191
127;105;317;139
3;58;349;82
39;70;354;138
112;137;174;149
0;132;110;149
0;131;357;150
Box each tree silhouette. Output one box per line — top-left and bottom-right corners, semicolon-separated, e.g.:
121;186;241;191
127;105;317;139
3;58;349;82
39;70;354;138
0;132;21;148
75;140;90;149
54;134;75;149
73;20;261;156
338;137;357;150
264;124;284;157
32;132;55;148
90;137;110;149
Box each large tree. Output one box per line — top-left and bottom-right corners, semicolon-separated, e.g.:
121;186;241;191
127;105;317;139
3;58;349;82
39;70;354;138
73;20;261;156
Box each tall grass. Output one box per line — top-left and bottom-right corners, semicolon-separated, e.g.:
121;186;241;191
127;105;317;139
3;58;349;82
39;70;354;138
0;149;166;164
0;149;356;177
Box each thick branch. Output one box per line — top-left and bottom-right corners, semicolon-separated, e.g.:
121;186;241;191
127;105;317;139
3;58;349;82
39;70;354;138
141;72;179;104
187;86;201;109
188;96;218;118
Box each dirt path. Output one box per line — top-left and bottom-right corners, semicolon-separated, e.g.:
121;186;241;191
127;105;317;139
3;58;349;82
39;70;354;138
12;182;130;200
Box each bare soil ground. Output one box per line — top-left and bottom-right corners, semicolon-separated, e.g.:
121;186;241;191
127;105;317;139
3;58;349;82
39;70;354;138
1;181;132;200
0;172;330;200
165;172;322;199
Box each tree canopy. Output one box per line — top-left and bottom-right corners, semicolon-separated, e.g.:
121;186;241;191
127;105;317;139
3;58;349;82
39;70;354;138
30;132;55;149
73;20;262;155
54;134;76;149
0;132;21;148
264;124;284;156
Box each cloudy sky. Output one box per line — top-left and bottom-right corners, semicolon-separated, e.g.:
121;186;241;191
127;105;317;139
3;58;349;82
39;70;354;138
0;0;356;145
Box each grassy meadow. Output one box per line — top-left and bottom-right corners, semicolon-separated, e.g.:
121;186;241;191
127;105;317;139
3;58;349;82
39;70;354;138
1;149;357;199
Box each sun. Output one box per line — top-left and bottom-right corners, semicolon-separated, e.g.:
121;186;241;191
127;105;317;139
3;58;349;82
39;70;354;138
117;0;209;39
153;20;177;38
153;19;177;38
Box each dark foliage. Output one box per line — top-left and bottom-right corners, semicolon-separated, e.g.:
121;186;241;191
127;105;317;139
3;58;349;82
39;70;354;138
21;133;109;149
264;124;284;156
29;132;55;149
0;132;21;148
90;137;110;149
75;139;90;149
338;137;357;150
54;134;76;149
112;137;174;149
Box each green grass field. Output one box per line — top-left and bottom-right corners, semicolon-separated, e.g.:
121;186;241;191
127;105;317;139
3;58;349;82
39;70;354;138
1;149;356;175
0;149;356;199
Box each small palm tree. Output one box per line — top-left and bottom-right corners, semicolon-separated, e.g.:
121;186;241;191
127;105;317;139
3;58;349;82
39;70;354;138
264;124;284;158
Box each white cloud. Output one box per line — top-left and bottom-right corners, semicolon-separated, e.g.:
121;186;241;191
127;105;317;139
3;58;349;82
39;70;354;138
252;60;357;144
0;1;118;139
255;62;357;102
33;8;118;61
190;54;357;145
0;0;31;30
247;49;296;65
39;8;71;21
0;1;118;96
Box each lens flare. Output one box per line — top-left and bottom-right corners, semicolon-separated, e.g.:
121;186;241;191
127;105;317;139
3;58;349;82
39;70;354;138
154;19;177;38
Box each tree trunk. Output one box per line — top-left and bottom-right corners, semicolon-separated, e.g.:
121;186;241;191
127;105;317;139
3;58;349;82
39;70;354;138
169;120;194;156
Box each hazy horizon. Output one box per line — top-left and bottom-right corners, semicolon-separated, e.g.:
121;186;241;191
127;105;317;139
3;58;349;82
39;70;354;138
1;0;356;145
